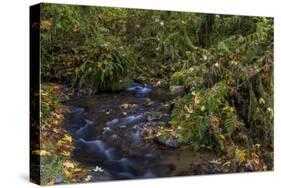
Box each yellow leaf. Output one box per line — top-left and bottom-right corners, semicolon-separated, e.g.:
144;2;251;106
210;159;222;165
200;105;206;111
194;93;201;105
203;54;208;60
32;150;51;156
156;80;162;86
40;20;52;30
84;175;92;182
53;120;59;126
184;105;193;114
62;151;71;157
222;161;231;167
62;135;72;143
235;148;247;165
219;134;225;140
267;107;274;119
64;169;73;178
63;161;75;168
73;168;83;172
57;140;66;146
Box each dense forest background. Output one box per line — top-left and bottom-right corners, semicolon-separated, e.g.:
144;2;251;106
33;3;273;185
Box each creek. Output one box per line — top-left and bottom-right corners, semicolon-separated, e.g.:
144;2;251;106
63;83;214;181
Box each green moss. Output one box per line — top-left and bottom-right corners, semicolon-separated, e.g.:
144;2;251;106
170;65;206;91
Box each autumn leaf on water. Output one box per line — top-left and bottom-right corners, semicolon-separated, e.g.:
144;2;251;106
93;166;104;172
84;175;93;182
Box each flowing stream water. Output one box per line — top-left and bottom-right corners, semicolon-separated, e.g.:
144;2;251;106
63;83;215;181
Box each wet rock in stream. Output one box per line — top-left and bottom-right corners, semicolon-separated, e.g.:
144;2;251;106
106;115;147;128
74;120;95;139
126;83;152;97
170;85;186;96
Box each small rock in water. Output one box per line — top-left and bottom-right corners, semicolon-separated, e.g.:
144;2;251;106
68;106;85;114
111;134;118;140
75;122;96;139
143;171;156;178
106;118;119;127
120;103;129;109
131;129;141;141
145;153;158;161
144;99;154;106
103;127;111;131
120;125;127;128
120;115;146;125
147;114;161;121
154;135;178;148
170;85;185;96
165;138;178;148
85;119;94;125
126;83;152;96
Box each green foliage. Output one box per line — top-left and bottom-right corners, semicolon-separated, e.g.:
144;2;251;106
40;4;135;94
170;82;243;153
40;84;63;123
169;17;273;157
170;65;206;91
39;3;273;168
41;155;67;185
73;38;134;93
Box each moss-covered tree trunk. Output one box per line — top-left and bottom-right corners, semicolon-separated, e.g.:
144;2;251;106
198;14;215;48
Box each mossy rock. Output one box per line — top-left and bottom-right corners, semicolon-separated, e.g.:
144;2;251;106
170;65;206;91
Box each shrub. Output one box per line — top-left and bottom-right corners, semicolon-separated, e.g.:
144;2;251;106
73;38;135;94
169;17;273;156
40;4;136;94
170;65;207;91
170;81;246;153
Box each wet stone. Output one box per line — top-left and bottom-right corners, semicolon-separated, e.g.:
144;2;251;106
170;85;185;96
